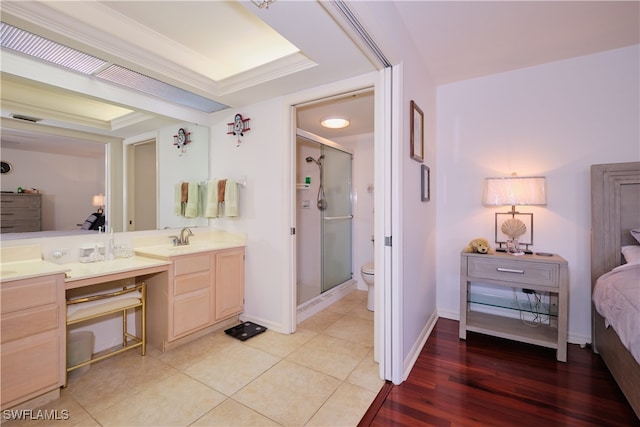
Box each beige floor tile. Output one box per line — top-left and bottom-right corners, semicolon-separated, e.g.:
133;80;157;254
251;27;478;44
286;334;370;381
192;398;281;426
184;344;280;396
324;315;374;347
297;309;345;333
346;349;385;393
66;350;179;414
348;303;374;322
153;330;241;371
242;328;316;358
233;360;340;427
1;390;98;427
92;372;226;426
305;382;378;427
325;293;365;315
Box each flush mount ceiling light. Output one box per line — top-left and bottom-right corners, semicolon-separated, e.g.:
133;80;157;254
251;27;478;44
0;22;228;113
320;116;350;129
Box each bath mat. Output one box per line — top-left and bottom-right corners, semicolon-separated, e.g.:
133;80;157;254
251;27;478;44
225;321;267;341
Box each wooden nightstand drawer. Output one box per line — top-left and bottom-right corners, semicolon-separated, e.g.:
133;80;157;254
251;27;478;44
460;251;568;362
468;256;559;287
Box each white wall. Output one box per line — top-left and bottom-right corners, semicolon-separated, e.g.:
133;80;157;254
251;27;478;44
436;45;640;344
399;64;438;369
207;97;289;332
156;123;210;230
347;1;439;380
1;147;105;230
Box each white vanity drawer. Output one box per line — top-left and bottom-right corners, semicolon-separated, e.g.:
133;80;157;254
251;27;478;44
467;256;559;287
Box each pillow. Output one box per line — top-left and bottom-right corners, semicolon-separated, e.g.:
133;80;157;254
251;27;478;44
631;228;640;244
621;245;640;265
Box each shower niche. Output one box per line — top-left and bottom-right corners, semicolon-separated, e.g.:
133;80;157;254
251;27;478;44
296;130;353;306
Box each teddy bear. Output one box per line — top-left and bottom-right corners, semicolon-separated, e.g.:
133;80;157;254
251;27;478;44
463;238;494;254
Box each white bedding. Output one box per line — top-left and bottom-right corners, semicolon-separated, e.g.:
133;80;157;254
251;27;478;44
593;263;640;364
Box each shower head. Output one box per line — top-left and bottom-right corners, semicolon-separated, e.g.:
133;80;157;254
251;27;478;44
305;155;324;166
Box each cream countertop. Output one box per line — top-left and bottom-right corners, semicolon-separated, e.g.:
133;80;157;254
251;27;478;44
0;244;170;284
134;241;245;259
0;244;69;282
63;257;171;282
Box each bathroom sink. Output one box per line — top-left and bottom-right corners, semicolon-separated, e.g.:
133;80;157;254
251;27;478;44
134;241;243;259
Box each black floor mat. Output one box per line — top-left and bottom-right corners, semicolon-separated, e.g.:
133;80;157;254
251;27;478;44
225;321;267;341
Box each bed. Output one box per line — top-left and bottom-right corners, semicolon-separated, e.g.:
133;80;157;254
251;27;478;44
590;161;640;418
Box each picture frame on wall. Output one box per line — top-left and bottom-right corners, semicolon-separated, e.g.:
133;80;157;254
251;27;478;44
410;100;424;162
421;164;430;202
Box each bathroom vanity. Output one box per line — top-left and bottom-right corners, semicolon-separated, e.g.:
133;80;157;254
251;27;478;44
136;244;245;351
1;271;66;409
0;233;246;410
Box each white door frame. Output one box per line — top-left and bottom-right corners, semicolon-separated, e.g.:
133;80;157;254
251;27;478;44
284;69;399;381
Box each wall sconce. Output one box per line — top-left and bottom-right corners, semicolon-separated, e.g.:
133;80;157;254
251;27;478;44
92;193;105;215
483;175;546;253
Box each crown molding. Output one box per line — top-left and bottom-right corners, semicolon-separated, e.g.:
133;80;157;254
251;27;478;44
0;117;120;145
217;52;317;95
1;100;112;131
1;1;316;103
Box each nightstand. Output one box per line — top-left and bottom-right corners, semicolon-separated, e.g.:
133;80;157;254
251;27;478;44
459;251;569;362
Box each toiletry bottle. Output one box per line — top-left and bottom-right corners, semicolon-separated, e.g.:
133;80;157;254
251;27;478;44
106;228;115;260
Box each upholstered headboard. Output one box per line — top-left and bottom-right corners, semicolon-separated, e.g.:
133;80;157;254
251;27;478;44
590;162;640;286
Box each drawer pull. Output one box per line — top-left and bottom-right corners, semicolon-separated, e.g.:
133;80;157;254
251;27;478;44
496;267;524;274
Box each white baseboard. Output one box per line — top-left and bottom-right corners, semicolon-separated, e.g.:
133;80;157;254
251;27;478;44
403;311;438;381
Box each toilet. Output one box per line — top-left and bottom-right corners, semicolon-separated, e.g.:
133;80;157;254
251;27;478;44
360;262;375;311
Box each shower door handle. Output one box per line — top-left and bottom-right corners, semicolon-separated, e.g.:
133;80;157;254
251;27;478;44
323;215;353;220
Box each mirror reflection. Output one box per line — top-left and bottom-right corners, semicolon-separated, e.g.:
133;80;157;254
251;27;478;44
0;75;209;238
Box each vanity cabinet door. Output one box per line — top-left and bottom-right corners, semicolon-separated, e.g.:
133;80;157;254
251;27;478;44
0;274;65;408
173;289;211;337
214;248;245;321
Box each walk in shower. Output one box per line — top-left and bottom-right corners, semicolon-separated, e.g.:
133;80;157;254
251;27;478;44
296;131;353;306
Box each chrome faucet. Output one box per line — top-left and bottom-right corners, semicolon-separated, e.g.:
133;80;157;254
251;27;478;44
168;227;194;246
180;227;194;245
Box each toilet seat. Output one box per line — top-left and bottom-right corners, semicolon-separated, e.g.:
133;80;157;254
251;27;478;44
361;262;374;275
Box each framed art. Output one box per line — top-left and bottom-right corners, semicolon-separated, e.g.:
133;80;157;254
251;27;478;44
495;212;533;248
421;164;430;202
410;100;424;162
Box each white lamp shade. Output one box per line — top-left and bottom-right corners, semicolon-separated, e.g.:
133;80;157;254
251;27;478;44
483;177;547;206
92;194;105;207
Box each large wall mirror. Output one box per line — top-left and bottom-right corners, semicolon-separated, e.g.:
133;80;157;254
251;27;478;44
0;72;211;237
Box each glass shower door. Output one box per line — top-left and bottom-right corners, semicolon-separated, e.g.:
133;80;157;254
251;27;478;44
321;145;353;293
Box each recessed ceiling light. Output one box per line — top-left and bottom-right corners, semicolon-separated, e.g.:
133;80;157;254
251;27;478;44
320;116;350;129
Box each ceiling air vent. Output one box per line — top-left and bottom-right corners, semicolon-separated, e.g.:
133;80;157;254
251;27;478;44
11;114;42;123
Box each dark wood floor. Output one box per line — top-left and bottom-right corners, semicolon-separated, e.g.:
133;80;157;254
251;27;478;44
360;318;639;427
